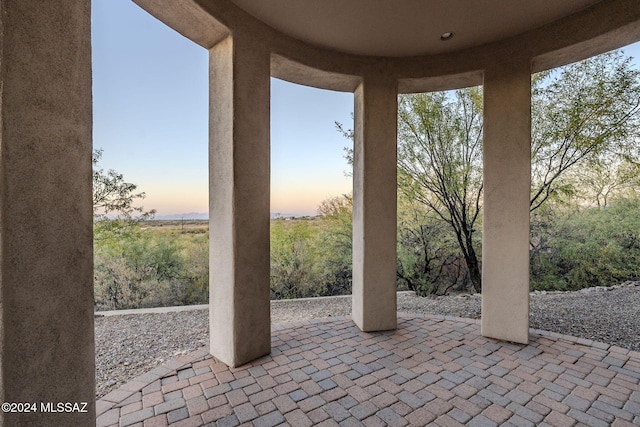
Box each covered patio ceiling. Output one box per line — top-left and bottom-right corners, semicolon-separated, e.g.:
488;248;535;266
230;0;602;57
135;0;640;92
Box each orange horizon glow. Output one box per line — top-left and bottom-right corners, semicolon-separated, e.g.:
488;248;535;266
141;178;352;217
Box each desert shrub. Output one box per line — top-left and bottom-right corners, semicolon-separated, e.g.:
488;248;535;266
94;194;640;309
314;195;353;296
94;220;209;309
530;197;640;290
270;219;323;299
269;195;355;299
179;234;209;305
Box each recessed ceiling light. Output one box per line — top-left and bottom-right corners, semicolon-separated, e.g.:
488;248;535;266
440;32;454;41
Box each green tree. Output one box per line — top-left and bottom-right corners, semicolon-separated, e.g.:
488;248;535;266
396;196;467;295
93;149;177;310
569;158;640;207
93;148;155;221
397;88;484;293
530;50;640;211
395;50;640;294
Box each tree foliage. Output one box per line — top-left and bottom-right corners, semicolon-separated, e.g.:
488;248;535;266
530;197;640;290
394;50;640;293
270;219;322;299
530;51;640;211
92;149;207;310
315;194;353;296
269;195;353;299
396;196;468;295
93;148;156;221
569;158;640;207
397;88;484;292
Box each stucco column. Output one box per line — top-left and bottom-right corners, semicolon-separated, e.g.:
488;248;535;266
352;76;398;332
481;60;531;344
0;1;96;426
209;34;271;367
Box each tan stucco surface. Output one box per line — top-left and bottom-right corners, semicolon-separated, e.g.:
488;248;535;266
230;0;602;57
209;35;271;367
352;77;398;332
136;0;640;92
0;1;95;425
481;62;532;344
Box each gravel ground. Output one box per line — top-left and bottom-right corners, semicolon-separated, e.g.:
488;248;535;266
95;282;640;398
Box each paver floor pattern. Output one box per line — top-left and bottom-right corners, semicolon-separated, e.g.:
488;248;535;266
97;314;640;427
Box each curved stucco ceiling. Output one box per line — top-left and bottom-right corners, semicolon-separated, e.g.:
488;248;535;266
229;0;601;57
134;0;640;92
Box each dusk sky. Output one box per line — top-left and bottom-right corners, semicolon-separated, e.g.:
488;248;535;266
92;0;353;218
92;0;640;217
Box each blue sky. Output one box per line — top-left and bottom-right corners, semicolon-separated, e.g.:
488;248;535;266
92;0;640;217
92;0;353;217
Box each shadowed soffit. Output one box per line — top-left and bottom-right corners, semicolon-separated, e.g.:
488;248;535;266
229;0;602;57
135;0;639;92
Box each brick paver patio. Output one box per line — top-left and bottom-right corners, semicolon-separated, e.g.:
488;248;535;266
97;314;640;426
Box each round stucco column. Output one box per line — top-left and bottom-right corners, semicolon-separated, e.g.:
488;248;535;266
0;1;96;425
481;60;531;344
209;33;271;367
352;76;398;332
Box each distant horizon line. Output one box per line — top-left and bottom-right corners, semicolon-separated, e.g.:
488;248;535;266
152;212;317;220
